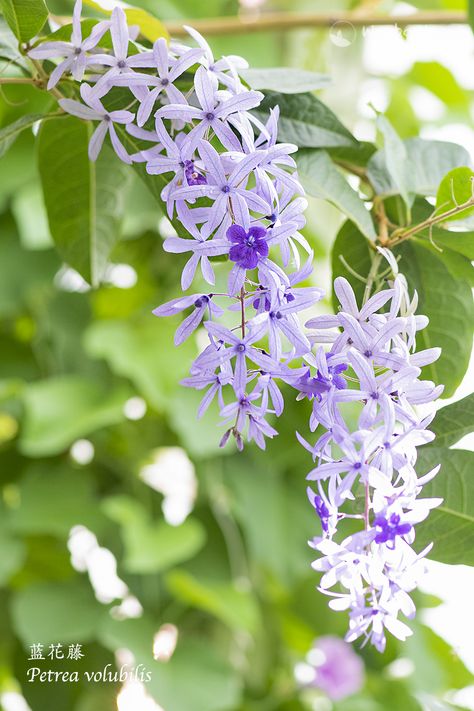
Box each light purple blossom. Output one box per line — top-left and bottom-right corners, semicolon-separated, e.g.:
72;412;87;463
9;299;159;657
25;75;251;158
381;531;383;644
28;0;111;88
59;83;134;162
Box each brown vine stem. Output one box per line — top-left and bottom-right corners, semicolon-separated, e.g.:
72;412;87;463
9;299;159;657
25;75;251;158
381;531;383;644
387;195;474;248
165;11;467;36
0;77;38;85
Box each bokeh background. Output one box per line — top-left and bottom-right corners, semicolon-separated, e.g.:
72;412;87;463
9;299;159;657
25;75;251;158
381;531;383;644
1;0;474;710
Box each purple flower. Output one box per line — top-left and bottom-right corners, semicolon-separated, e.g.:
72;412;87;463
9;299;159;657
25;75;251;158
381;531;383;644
59;83;134;162
228;225;268;270
85;6;156;96
156;66;264;151
171;140;269;238
163;236;229;290
153;293;223;345
373;513;412;546
306;636;364;701
111;39;203;126
28;0;111;88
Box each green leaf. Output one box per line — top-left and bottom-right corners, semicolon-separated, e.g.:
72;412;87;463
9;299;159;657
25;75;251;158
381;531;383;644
240;67;330;94
83;0;168;42
37;116;130;286
331;220;372;310
368;139;471;198
103;496;206;574
430;394;474;448
396;241;474;397
376;113;413;212
0;16;29;70
0;0;48;42
11;580;103;646
254;91;357;148
409;62;468;109
166;569;260;633
436;166;474;222
0;113;43;158
84;318;197;412
19;374;132;456
416;448;474;565
297;149;376;240
469;0;474;35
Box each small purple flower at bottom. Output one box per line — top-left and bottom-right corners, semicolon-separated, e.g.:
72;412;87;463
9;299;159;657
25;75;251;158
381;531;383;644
306;636;364;701
227;224;269;270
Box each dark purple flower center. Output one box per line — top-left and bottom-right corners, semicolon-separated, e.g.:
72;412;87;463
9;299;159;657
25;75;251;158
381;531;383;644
374;513;412;544
194;295;210;308
117;60;127;69
313;494;330;533
74;47;82;55
205;112;215;121
222;185;231;194
236;343;245;353
353;462;362;470
364;349;373;357
227;224;269;270
161;78;169;86
104;115;111;122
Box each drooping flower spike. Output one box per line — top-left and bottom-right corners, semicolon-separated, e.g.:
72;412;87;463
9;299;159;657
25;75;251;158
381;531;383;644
31;4;442;652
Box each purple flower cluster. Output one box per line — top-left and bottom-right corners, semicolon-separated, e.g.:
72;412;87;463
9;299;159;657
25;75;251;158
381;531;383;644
31;5;443;650
301;270;443;651
30;1;323;449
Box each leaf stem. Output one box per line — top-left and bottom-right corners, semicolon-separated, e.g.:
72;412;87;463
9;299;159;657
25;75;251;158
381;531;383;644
387;195;474;247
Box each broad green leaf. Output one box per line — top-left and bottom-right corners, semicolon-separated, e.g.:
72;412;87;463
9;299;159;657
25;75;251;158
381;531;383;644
297;149;376;240
11;580;103;646
83;0;168;41
435;166;474;222
0;113;43;158
376;114;412;212
396;241;474;397
0;0;48;42
19;374;132;456
166;569;260;633
368;139;471;198
0;15;29;70
102;496;206;573
254;91;357;148
416;448;474;565
328;141;377;169
469;0;474;35
37;116;130;286
331;220;372;310
409;62;468;109
10;465;106;537
99;616;242;711
240;67;330;94
84;318;196;412
430;394;474;448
